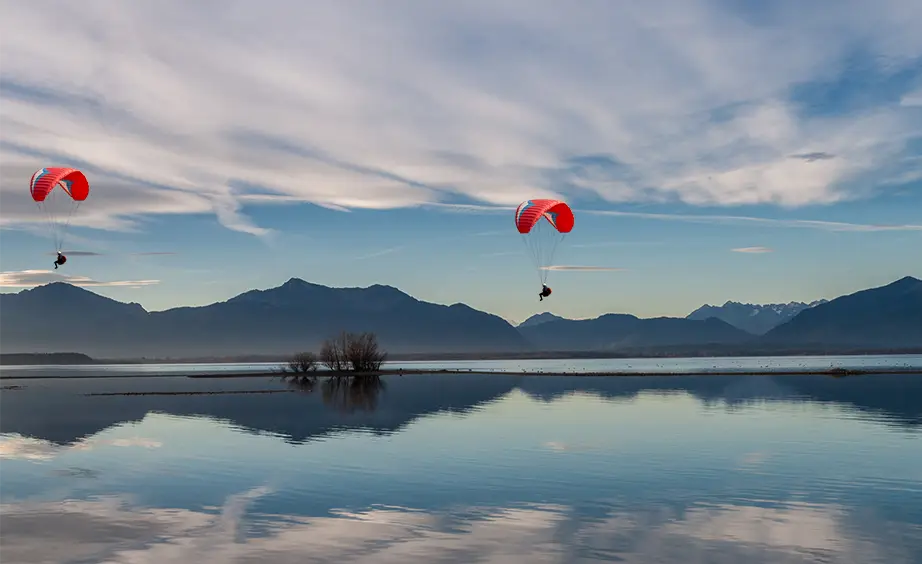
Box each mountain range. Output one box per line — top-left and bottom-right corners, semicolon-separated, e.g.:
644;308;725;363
686;299;829;335
1;276;920;359
523;300;830;335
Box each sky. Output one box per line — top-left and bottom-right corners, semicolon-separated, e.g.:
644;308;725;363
0;0;920;323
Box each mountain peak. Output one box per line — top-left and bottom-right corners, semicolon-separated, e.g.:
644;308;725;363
26;281;92;295
891;276;921;287
19;282;145;310
764;276;922;346
517;312;567;328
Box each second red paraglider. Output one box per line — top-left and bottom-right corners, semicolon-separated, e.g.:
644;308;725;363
514;199;574;295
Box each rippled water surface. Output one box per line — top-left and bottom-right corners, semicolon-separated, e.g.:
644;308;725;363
2;370;921;563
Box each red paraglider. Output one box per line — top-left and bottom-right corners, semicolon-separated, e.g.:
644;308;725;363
29;167;90;260
514;199;574;291
514;199;575;235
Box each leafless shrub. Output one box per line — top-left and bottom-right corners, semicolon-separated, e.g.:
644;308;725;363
319;331;387;372
319;331;350;371
345;332;388;372
287;352;318;374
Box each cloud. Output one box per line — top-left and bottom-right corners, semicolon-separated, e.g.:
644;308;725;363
540;265;627;271
40;250;176;257
352;245;407;260
790;152;836;161
0;270;159;288
482;250;521;257
569;240;667;249
1;1;920;235
732;246;774;253
43;250;103;256
900;89;922;106
586;209;922;232
0;491;911;564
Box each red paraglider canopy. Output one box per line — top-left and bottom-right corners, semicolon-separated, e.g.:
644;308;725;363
514;199;575;286
514;199;574;234
30;168;90;202
29;167;90;253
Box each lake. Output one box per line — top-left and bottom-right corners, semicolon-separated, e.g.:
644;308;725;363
2;367;921;563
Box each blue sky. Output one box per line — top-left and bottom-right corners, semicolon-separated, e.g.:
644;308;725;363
0;0;920;323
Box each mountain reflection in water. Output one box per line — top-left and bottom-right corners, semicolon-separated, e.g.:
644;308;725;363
1;372;921;563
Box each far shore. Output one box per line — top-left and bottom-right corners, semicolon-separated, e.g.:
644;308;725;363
3;349;922;367
184;367;922;377
2;367;920;380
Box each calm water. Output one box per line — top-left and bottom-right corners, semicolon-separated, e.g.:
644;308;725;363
2;354;921;378
2;370;921;563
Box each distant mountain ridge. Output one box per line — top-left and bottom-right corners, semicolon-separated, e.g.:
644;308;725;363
0;278;528;358
687;299;828;335
762;276;922;348
517;312;568;328
1;276;919;359
518;313;753;351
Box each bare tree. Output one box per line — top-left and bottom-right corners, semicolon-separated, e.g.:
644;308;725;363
346;331;388;372
319;331;350;372
286;352;318;374
319;331;388;373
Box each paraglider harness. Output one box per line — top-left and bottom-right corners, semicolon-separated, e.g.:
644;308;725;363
54;252;67;269
539;284;552;301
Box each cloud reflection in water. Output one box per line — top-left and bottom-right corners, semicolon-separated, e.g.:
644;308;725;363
1;487;917;563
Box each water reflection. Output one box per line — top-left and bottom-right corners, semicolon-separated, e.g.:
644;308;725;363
2;374;920;449
2;490;919;563
1;373;921;563
282;373;388;414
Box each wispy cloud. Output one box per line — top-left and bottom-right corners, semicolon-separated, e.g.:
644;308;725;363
41;250;177;257
570;240;667;249
0;1;919;235
43;250;103;257
540;265;627;272
482;251;521;258
586;209;922;232
732;246;774;254
790;152;836;162
352;245;407;260
0;270;159;288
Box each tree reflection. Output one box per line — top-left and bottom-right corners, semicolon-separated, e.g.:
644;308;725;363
281;374;386;413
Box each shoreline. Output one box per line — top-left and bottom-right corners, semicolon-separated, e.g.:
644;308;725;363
196;367;922;377
2;367;920;380
4;350;922;367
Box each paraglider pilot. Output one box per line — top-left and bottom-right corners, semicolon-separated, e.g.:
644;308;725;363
53;252;67;269
538;284;552;301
